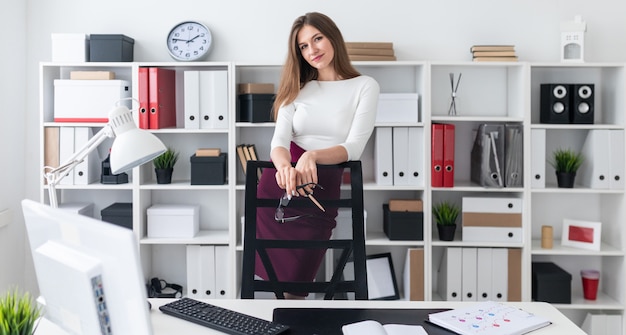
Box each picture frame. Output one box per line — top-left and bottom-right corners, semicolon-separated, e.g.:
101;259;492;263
344;252;399;300
561;218;602;251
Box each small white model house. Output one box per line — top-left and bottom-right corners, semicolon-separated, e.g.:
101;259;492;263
561;15;586;62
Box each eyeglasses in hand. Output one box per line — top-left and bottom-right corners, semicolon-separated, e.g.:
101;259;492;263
274;183;325;223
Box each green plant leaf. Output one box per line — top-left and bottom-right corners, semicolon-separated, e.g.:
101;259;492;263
153;147;179;169
432;201;460;226
548;148;584;173
0;288;41;335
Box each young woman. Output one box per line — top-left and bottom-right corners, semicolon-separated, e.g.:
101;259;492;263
255;12;380;299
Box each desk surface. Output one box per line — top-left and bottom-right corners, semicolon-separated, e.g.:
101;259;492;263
37;299;585;334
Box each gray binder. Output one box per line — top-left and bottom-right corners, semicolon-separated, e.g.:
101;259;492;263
471;124;505;187
504;124;523;187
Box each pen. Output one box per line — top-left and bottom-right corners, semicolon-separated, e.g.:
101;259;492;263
307;194;326;212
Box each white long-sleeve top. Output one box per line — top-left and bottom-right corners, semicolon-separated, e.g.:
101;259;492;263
271;75;380;161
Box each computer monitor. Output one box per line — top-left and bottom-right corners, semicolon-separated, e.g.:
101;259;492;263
21;199;152;335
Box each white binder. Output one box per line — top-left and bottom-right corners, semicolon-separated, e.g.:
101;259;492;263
73;127;100;185
199;70;229;129
183;71;200;129
476;248;492;301
491;248;508;302
609;130;625;189
58;127;74;185
530;128;546;189
461;247;477;301
214;245;230;299
407;127;425;186
438;247;462;301
374;127;393;185
392;127;409;185
186;245;216;299
579;129;610;189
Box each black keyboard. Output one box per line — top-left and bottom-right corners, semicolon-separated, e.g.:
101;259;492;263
159;298;289;335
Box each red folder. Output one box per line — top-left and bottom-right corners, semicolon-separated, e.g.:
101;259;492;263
442;123;455;187
431;123;444;187
138;67;150;129
148;68;177;129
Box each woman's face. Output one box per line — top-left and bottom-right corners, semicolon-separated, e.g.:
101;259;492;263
297;24;335;74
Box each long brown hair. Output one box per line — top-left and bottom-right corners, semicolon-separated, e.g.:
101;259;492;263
273;12;360;119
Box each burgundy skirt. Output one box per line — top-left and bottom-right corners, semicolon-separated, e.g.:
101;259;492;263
254;143;343;291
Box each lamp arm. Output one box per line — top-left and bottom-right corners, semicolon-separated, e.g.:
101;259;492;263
45;125;115;208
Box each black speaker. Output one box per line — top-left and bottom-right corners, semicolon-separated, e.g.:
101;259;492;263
570;84;594;124
540;84;570;124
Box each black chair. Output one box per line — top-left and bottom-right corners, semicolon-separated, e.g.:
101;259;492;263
241;160;368;300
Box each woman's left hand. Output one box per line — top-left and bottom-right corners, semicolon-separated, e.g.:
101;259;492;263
294;151;318;196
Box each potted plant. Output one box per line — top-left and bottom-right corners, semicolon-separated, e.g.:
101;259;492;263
153;147;179;184
433;201;460;241
548;148;584;188
0;288;41;335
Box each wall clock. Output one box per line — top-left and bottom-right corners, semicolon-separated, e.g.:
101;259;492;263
166;21;213;61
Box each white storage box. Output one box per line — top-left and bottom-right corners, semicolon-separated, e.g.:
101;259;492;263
376;93;419;124
147;204;199;238
59;202;94;217
51;33;89;62
54;79;131;122
461;197;523;243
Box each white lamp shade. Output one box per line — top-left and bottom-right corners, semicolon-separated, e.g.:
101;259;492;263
108;106;166;174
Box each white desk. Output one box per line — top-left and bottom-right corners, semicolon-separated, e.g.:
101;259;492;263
38;299;585;334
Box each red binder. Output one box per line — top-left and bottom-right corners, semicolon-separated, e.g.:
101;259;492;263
431;123;444;187
148;68;177;129
138;67;150;129
442;123;455;187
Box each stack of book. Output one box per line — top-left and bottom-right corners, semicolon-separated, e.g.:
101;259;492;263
346;42;396;61
471;45;518;62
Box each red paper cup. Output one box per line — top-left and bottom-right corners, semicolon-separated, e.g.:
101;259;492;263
581;270;600;300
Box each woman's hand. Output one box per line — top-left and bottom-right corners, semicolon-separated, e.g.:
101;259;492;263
293;151;318;196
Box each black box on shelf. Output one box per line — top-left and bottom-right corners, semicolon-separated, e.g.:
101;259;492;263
101;202;132;229
383;202;423;241
237;94;274;122
532;262;572;304
89;34;134;62
190;153;227;185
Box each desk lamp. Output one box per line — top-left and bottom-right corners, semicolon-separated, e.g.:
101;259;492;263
44;104;166;207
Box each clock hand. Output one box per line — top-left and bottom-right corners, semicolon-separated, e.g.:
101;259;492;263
171;38;189;43
187;35;200;43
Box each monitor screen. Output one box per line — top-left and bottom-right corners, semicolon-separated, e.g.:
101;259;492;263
21;199;152;335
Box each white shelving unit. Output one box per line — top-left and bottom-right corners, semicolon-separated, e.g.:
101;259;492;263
38;61;625;329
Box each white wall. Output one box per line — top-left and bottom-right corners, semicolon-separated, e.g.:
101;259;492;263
15;0;626;293
0;0;27;295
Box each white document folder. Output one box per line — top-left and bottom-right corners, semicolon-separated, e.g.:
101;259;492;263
214;245;230;299
476;248;492;301
461;247;477;301
186;245;216;299
393;127;409;185
199;70;229;129
491;248;508;302
462;197;522;213
374;127;393;185
609;130;625;189
530;128;546;189
58;127;74;185
579;129;610;189
437;247;462;301
73;127;100;185
462;227;523;243
183;71;200;129
407;127;425;186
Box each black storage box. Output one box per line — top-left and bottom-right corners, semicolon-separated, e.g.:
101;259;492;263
383;204;424;241
532;262;572;303
101;202;132;229
190;153;227;185
89;34;134;62
237;94;274;122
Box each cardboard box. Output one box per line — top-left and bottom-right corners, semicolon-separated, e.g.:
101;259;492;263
376;93;419;124
237;83;274;94
51;33;89;62
101;202;132;229
89;34;134;62
54;79;131;122
190;153;227;185
383;203;423;241
147;204;199;238
237;94;274;122
532;262;572;303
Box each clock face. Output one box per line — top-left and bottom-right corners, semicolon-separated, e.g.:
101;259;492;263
167;21;212;61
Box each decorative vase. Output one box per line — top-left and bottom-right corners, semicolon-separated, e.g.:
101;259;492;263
556;171;576;188
155;168;173;184
437;224;457;241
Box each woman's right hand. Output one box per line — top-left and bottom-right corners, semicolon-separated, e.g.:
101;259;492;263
274;164;299;198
